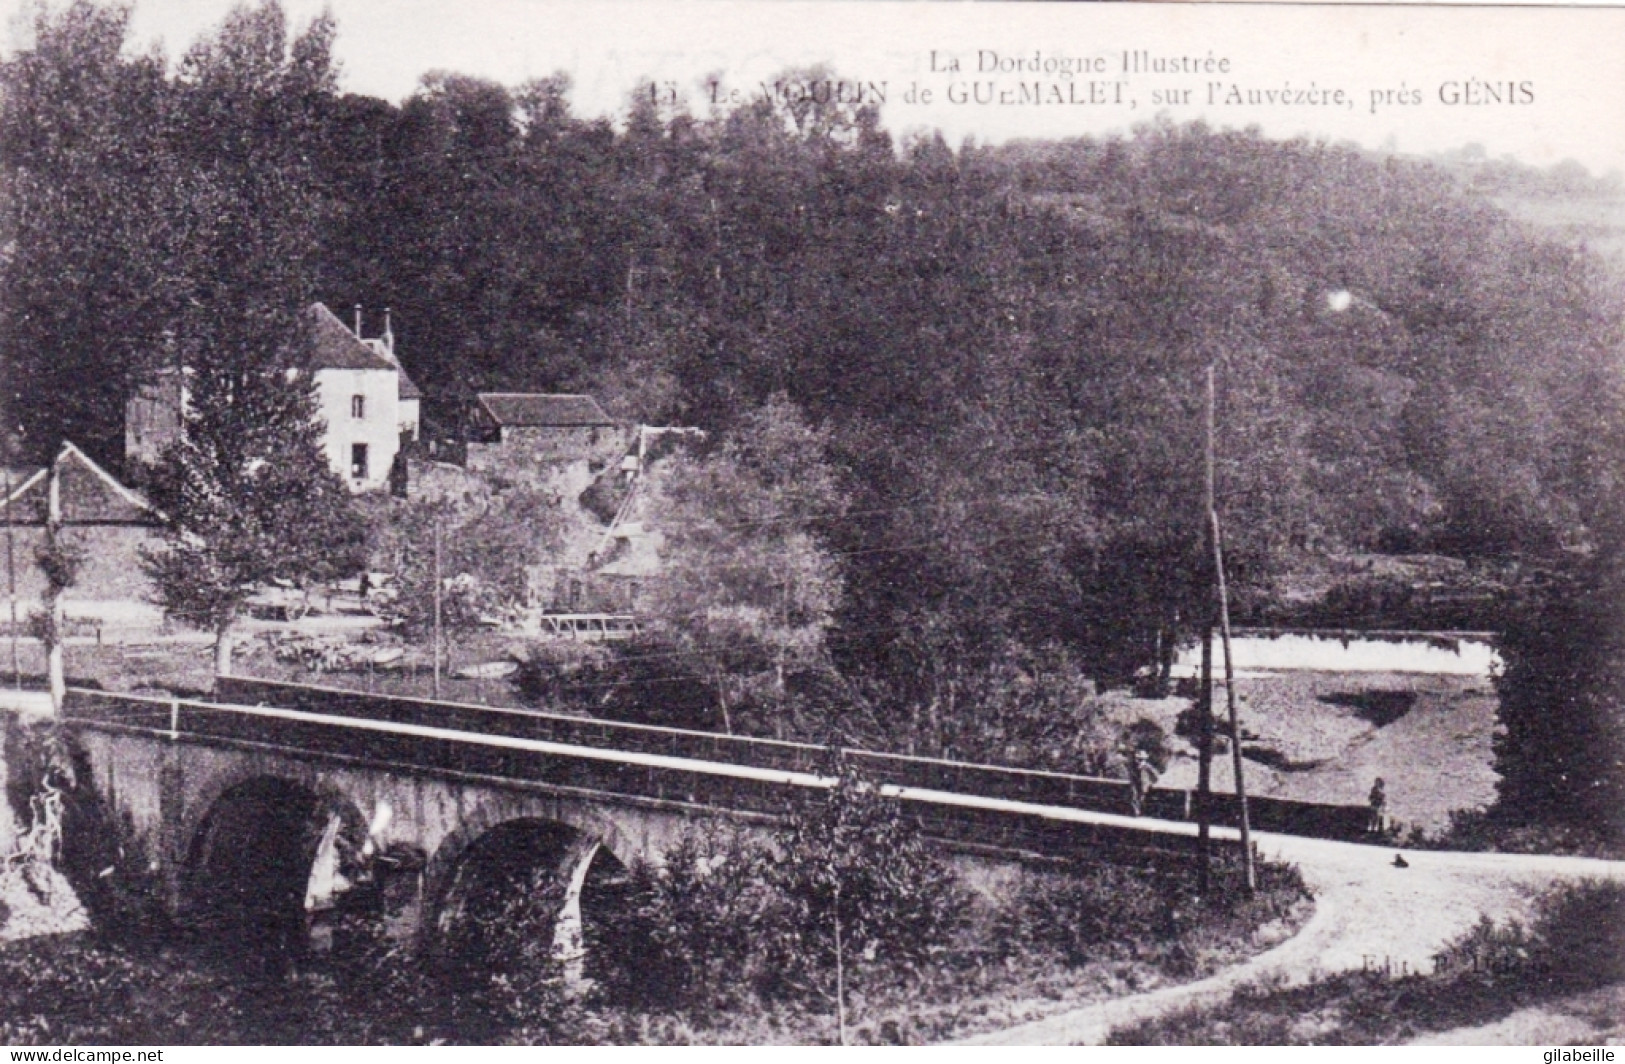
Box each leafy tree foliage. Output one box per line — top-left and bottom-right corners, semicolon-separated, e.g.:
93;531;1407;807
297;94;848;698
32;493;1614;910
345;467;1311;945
590;774;963;1022
1001;851;1306;978
765;774;964;1002
1483;283;1625;842
137;2;365;673
0;0;180;462
370;486;566;636
644;395;846;733
8;1;1624;779
589;829;781;1012
1491;553;1625;844
143;377;363;675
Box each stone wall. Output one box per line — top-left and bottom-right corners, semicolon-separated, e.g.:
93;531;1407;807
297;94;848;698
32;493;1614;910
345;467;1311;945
467;424;631;485
1;524;160;621
402;458;486;504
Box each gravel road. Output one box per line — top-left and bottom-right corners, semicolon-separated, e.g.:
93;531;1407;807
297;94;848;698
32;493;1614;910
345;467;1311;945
959;829;1625;1045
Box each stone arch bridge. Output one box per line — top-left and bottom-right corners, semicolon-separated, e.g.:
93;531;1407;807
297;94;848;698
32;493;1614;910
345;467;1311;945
21;677;1366;975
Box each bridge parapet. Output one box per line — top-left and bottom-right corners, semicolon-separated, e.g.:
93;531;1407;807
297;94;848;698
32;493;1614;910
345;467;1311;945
62;687;1237;869
211;676;1374;842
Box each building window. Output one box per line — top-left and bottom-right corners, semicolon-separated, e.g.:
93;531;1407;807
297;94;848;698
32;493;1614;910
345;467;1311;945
351;394;365;419
351;443;369;481
569;579;583;609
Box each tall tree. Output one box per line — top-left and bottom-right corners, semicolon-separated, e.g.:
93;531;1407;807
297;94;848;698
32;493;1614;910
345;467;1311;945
0;0;180;465
1492;552;1625;844
143;2;364;675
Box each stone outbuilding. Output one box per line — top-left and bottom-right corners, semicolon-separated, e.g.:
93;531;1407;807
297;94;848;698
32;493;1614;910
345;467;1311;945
1;442;164;630
465;393;628;480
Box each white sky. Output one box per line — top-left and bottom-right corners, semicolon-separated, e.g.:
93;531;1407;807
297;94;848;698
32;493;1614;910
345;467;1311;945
7;0;1625;177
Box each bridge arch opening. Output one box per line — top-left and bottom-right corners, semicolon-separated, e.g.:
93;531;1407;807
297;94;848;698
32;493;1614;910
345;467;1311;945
431;818;632;997
183;777;369;974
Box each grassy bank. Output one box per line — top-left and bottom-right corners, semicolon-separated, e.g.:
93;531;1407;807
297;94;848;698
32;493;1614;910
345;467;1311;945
1108;878;1625;1045
0;854;1309;1045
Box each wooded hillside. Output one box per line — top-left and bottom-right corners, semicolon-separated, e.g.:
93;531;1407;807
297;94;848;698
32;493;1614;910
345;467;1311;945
5;2;1623;774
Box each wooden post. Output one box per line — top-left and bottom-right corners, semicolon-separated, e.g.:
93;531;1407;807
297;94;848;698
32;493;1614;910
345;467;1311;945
833;880;848;1047
1198;623;1214;895
1212;510;1256;893
4;465;17;689
45;455;64;713
433;519;443;699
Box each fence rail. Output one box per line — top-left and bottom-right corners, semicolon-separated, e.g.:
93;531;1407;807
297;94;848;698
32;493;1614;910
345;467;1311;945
63;686;1237;868
212;676;1375;842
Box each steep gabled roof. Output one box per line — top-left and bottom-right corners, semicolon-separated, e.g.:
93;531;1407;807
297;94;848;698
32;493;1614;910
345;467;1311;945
1;443;158;526
476;393;615;428
306;302;398;373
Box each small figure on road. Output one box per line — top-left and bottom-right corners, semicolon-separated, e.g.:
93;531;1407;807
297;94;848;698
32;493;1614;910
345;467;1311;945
1367;776;1387;834
1392;852;1409;868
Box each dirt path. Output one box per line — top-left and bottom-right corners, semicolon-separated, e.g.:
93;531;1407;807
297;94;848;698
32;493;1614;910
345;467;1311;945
959;830;1625;1045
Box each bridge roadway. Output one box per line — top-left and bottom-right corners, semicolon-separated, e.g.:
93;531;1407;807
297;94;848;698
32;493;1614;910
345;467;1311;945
63;682;1244;870
210;676;1371;842
41;678;1363;969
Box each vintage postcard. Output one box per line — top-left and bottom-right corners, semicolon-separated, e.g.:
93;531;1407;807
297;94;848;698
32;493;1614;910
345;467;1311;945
1;0;1622;1049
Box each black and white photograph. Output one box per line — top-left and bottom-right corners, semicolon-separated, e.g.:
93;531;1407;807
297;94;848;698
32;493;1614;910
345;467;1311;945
0;0;1623;1047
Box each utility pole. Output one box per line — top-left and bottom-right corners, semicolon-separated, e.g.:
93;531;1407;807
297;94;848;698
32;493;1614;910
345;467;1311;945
433;518;443;698
1212;509;1257;893
1197;364;1217;895
4;464;17;689
45;454;64;713
833;880;848;1047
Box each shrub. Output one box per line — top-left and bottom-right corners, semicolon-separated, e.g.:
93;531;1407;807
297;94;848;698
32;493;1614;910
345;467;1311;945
590;829;780;1012
999;863;1173;967
762;775;967;1001
1526;878;1625;990
512;637;721;731
435;856;586;1043
998;852;1309;975
590;774;966;1022
1419;807;1625;859
1492;554;1625;846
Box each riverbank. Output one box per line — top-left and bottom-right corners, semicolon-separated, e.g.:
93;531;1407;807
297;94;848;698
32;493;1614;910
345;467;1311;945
0;854;1310;1044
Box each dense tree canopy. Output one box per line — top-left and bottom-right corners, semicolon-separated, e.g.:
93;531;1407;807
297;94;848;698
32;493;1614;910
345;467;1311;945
644;395;847;735
4;1;1623;778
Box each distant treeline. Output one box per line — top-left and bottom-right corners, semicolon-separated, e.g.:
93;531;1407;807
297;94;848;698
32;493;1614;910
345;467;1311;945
4;1;1623;727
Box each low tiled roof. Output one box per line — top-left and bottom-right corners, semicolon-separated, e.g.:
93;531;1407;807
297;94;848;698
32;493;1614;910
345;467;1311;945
306;303;397;373
476;393;615;428
399;369;423;401
1;443;157;526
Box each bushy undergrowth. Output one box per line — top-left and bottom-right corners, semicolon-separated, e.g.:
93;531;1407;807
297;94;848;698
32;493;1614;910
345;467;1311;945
590;779;967;1019
1112;878;1625;1045
1;764;1313;1045
999;852;1309;979
1410;808;1625;861
584;815;1309;1042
